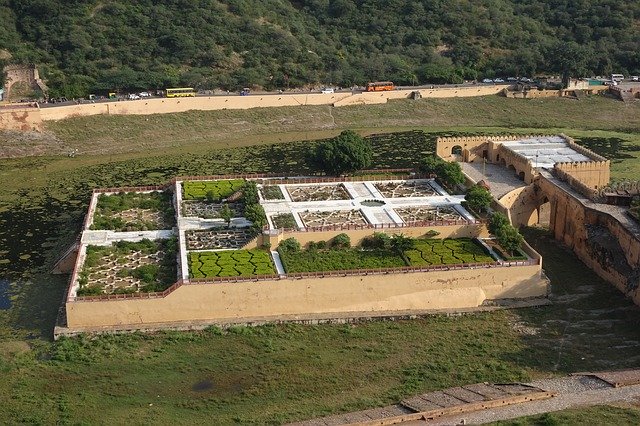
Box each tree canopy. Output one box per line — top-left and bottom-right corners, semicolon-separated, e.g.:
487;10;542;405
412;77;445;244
313;130;372;176
419;156;465;188
0;0;639;96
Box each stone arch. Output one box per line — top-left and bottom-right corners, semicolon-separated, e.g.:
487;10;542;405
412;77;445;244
508;164;516;174
518;171;525;181
451;145;463;155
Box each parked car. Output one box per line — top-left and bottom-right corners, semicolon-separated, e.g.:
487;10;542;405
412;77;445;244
494;78;505;83
631;76;639;82
138;92;151;98
603;80;618;86
506;77;517;82
482;78;493;83
128;93;141;100
321;87;335;94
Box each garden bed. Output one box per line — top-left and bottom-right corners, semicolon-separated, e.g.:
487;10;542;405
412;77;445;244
299;209;368;227
186;228;257;250
259;185;285;200
286;184;351;202
278;247;406;273
90;191;175;231
271;213;298;229
188;249;276;278
405;238;494;266
395;206;466;223
181;201;243;219
77;238;177;296
374;180;438;198
182;179;245;201
485;239;529;261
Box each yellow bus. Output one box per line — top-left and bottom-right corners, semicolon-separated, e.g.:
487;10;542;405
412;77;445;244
166;87;196;97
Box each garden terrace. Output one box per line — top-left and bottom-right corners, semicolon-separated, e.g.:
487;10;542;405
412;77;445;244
185;228;257;250
181;201;243;219
182;179;245;201
188;249;276;278
90;191;175;231
76;238;177;296
373;181;439;198
286;184;351;202
278;237;499;273
395;206;467;224
299;210;368;227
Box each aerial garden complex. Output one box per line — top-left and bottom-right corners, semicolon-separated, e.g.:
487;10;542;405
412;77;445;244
60;171;548;335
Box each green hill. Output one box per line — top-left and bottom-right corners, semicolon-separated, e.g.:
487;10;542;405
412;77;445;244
1;0;639;97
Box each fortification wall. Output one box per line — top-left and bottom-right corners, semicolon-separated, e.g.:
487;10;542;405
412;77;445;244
39;85;504;121
0;106;43;131
65;262;546;328
538;175;640;303
554;161;610;189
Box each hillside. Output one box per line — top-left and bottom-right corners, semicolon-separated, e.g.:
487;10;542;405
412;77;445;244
0;0;639;97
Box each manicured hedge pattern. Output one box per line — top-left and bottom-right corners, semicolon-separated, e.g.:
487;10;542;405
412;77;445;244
182;180;245;201
405;238;494;266
189;249;275;278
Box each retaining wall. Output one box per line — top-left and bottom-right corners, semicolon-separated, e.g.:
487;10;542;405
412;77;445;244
65;261;546;328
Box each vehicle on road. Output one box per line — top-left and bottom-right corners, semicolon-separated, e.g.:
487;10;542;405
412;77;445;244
365;81;395;92
240;88;250;96
139;92;151;98
506;77;517;82
128;93;141;100
494;78;505;83
321;87;335;94
631;76;639;82
611;74;624;82
481;78;493;83
603;80;618;86
166;87;196;97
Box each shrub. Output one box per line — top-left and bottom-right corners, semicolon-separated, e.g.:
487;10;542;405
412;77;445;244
278;237;301;253
332;233;351;248
361;232;391;250
496;224;524;255
419;156;465;188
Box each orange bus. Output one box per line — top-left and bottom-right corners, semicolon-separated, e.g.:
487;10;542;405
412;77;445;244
366;81;395;92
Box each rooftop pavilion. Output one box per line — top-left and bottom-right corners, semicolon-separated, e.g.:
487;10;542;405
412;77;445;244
500;135;593;169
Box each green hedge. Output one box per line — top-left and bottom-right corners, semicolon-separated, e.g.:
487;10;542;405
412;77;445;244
183;180;245;201
189;249;275;278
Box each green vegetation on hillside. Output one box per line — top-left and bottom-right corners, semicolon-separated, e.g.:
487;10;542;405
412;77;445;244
1;0;639;96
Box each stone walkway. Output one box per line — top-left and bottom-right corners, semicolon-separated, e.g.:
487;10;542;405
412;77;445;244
461;162;526;199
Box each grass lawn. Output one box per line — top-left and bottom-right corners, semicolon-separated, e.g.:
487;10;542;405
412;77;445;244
490;404;640;425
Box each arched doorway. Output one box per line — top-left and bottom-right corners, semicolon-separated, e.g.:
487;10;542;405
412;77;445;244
518;171;525;181
527;196;551;226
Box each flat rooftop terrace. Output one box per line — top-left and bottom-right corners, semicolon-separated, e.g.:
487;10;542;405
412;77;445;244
501;136;593;168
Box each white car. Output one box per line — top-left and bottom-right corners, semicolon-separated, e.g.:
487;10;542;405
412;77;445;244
321;88;335;94
631;76;639;82
494;78;505;83
482;78;493;83
128;93;141;100
603;80;618;86
138;92;151;98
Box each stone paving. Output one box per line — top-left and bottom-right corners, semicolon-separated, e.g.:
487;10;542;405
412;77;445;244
461;161;526;199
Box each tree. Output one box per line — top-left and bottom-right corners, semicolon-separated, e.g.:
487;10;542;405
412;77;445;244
313;130;372;176
420;156;465;188
464;185;492;213
496;225;524;255
390;234;414;254
331;233;351;249
488;212;510;235
219;203;233;225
